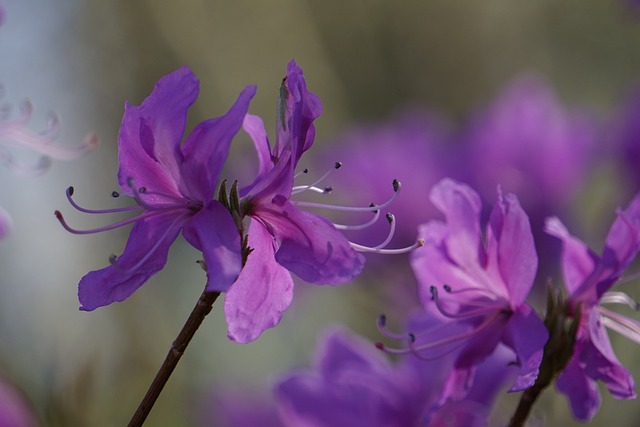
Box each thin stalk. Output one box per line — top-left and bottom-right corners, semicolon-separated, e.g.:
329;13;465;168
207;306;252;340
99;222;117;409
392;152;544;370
127;290;221;427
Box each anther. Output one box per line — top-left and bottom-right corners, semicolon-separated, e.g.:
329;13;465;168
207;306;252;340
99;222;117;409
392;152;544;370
430;285;437;300
392;179;400;192
386;213;394;224
109;254;118;264
67;186;75;196
443;284;452;292
375;342;385;350
323;186;333;194
139;187;147;193
111;191;120;198
334;161;342;169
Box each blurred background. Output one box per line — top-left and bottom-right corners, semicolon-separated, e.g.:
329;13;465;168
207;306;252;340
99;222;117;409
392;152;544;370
2;0;640;425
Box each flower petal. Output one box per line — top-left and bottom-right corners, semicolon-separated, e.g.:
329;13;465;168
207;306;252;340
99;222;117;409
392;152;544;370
501;304;548;391
598;193;640;297
277;60;322;164
240;113;273;195
316;327;391;379
429;179;484;273
224;219;294;343
258;200;365;285
181;201;243;292
585;309;636;399
556;357;601;421
544;216;599;299
486;190;537;306
117;67;198;199
180;86;256;201
78;213;185;311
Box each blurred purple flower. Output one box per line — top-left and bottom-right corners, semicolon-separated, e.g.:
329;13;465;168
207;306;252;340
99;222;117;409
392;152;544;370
613;88;640;193
315;110;457;250
0;376;38;427
198;388;283;427
225;61;380;343
56;67;254;310
275;327;513;427
388;178;547;400
545;193;640;420
463;75;597;215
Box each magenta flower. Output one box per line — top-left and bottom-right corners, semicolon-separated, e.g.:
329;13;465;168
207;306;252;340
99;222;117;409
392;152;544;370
382;179;547;400
56;67;254;310
224;61;408;343
545;193;640;420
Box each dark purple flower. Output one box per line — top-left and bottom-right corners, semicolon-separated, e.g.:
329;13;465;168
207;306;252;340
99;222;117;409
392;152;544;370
545;193;640;420
225;61;414;343
384;178;547;400
275;327;513;427
56;67;254;310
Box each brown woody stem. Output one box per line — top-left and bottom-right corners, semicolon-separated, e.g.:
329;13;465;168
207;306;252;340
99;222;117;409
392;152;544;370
127;290;221;427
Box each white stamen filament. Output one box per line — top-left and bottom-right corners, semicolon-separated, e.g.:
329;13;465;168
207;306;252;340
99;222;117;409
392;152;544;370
599;307;640;345
333;209;381;231
600;291;640;310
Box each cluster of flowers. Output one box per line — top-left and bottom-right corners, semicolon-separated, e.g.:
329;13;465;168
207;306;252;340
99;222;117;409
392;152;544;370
4;3;640;421
196;72;640;425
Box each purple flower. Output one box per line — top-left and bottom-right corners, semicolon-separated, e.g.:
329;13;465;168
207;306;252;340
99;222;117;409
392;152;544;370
56;67;254;310
275;327;513;427
545;193;640;420
314;109;456;250
463;75;597;214
385;178;548;400
225;61;403;343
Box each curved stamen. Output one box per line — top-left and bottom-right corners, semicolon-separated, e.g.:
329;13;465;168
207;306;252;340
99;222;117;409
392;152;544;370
294;168;309;179
618;271;640;285
55;208;176;235
349;238;424;255
373;213;396;249
439;284;503;302
110;213;187;274
376;314;409;340
378;310;506;357
599;307;640;345
126;178;186;209
0;147;51;175
66;187;143;214
291;162;341;195
292;179;401;212
333;207;381;231
429;286;507;320
600;291;640;310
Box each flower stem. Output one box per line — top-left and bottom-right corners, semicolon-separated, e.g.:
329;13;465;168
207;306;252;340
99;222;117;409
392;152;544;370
127;290;221;427
508;289;580;427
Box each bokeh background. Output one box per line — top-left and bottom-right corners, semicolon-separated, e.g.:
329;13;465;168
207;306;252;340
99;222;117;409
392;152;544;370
2;0;640;425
